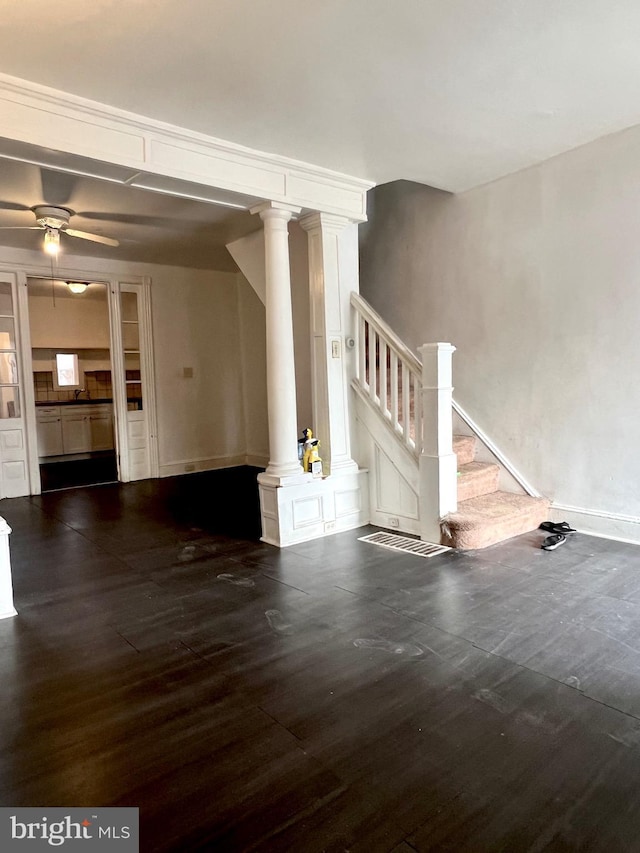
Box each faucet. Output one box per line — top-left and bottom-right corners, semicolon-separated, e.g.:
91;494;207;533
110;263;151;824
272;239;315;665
74;388;88;400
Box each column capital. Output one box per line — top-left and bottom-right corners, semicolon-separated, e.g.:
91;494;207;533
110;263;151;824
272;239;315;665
250;200;302;220
298;211;351;235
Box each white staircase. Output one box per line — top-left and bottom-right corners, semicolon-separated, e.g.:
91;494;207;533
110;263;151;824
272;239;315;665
351;294;549;549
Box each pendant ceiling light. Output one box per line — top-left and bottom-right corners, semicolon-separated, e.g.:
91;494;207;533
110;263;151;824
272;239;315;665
67;281;88;295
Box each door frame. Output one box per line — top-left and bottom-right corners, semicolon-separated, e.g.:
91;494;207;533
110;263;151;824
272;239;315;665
109;276;159;482
10;262;158;494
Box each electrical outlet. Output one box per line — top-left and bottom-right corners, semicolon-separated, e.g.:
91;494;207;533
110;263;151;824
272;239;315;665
331;340;341;358
389;516;400;528
324;520;336;532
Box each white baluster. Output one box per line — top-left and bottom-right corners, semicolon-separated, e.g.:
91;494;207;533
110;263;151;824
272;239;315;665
402;362;410;446
358;314;366;389
380;340;388;415
368;327;377;403
390;351;399;432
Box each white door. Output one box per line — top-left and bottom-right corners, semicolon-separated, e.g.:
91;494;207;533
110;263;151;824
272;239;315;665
111;280;157;482
0;274;30;497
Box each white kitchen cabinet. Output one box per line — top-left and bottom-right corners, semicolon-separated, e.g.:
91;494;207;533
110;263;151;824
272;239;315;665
61;409;90;454
36;403;115;457
36;406;63;457
88;409;114;451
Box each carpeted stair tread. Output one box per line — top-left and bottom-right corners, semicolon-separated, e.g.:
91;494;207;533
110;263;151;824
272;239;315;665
442;491;550;550
453;434;476;467
457;461;500;503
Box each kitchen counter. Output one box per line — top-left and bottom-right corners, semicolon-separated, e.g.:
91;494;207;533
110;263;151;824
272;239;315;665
35;398;113;407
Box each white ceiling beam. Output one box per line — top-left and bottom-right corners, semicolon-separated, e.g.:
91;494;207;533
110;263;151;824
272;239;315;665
0;72;372;222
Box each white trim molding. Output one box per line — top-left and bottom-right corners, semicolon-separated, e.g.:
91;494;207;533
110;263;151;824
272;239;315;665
551;502;640;545
159;454;248;478
0;72;373;221
159;454;267;479
245;454;269;469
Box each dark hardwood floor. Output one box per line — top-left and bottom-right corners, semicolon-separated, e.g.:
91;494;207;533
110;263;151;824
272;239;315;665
39;450;119;492
1;469;640;851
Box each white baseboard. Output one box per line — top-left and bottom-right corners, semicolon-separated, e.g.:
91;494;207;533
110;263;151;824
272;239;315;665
551;502;640;545
159;454;247;478
245;453;268;468
159;453;268;478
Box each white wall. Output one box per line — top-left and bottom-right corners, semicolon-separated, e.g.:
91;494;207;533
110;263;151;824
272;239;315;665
0;245;250;477
28;287;110;349
150;266;247;474
237;275;269;465
359;124;640;541
227;221;313;435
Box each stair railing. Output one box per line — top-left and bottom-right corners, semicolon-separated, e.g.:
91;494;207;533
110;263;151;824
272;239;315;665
351;292;458;542
351;292;422;459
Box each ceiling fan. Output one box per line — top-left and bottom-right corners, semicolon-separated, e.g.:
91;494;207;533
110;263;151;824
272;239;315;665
0;205;119;256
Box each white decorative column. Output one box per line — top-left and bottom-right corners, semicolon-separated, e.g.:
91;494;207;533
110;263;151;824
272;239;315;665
299;213;359;475
250;204;369;548
0;517;16;619
418;343;458;543
251;201;305;484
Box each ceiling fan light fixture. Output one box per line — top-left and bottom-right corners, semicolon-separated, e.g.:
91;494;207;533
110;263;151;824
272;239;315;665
43;227;60;256
67;281;88;295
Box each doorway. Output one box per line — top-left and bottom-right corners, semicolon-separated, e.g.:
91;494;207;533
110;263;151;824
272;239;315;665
28;277;118;491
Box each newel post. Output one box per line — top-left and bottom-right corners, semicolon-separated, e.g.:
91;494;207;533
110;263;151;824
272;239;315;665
418;343;457;543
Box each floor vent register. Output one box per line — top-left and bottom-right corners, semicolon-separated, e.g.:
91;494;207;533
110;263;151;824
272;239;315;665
358;531;450;559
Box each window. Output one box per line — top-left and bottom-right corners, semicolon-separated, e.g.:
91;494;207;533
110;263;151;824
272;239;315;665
53;353;83;391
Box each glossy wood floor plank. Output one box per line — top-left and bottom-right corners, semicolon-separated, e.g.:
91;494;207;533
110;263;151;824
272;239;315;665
1;469;640;851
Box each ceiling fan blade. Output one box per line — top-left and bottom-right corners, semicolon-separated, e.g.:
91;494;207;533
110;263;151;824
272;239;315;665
40;169;78;207
76;210;204;229
65;228;119;247
0;226;42;230
0;201;31;212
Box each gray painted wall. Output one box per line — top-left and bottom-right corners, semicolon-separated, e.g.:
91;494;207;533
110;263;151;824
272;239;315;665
359;124;640;540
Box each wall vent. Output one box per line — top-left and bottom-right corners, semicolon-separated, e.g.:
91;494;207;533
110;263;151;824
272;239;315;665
358;531;449;559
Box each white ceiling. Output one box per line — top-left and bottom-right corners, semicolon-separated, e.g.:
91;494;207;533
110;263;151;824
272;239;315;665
2;1;640;194
0;1;640;270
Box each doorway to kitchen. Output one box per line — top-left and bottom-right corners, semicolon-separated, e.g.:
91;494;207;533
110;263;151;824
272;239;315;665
28;277;118;492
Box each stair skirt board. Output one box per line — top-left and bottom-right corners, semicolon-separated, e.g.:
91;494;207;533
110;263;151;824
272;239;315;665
359;531;450;559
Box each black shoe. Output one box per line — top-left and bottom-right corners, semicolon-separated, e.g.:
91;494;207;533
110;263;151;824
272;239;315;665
541;533;566;551
539;521;577;535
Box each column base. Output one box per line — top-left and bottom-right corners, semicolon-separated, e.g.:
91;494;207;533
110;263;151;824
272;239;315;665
258;468;370;547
